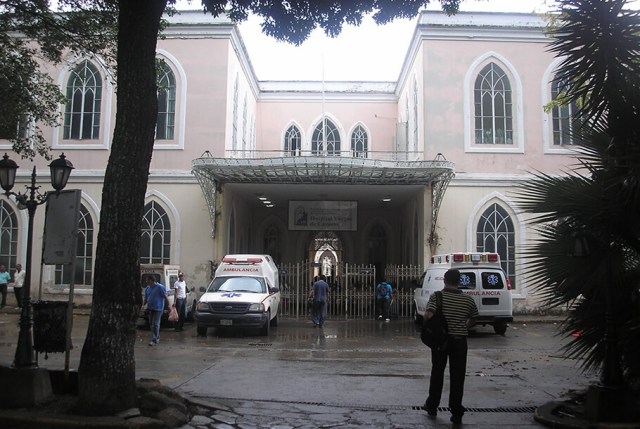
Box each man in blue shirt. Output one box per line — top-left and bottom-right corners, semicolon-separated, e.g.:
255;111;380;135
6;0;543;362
376;279;392;321
0;265;11;309
142;275;170;346
309;275;330;328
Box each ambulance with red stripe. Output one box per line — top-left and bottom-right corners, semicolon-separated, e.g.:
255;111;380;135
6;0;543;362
413;252;513;335
195;254;280;337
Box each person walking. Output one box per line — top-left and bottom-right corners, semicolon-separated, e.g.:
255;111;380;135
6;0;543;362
12;264;25;309
375;279;392;321
423;268;478;425
309;274;330;328
173;272;187;331
0;265;11;309
141;275;170;346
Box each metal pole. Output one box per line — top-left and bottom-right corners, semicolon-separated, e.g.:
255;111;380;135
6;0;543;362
13;167;38;369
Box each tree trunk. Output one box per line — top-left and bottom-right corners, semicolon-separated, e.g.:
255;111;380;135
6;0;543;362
78;0;167;414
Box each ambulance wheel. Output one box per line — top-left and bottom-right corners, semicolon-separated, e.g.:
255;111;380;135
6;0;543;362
260;313;271;336
270;312;279;327
197;325;208;336
493;324;507;335
413;303;423;324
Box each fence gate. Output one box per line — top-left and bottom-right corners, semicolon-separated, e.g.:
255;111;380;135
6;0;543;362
385;264;425;319
278;261;423;320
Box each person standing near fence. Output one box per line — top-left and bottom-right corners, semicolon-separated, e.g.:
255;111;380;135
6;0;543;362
309;274;330;328
376;279;392;321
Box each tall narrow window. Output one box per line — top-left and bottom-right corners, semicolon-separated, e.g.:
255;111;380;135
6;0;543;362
350;125;368;158
474;63;512;145
141;201;171;264
242;94;248;153
312;118;340;155
284;125;301;156
156;62;176;140
0;200;18;271
63;60;102;140
0;117;28;140
412;76;419;154
551;77;577;146
55;205;93;286
476;203;516;288
231;76;239;153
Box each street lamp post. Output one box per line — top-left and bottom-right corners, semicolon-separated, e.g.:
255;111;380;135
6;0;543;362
0;153;74;369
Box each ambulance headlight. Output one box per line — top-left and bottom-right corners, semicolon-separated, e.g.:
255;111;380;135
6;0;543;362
197;302;210;312
248;303;265;312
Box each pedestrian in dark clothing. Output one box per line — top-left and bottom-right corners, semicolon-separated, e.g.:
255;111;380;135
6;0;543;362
309;274;330;328
423;268;479;425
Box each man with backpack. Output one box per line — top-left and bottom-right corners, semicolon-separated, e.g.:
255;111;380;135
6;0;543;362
375;279;392;321
422;268;478;425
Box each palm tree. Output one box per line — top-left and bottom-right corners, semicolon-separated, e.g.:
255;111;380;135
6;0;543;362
517;0;640;398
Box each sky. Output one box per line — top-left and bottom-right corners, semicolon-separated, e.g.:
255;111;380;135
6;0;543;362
235;0;640;81
237;0;558;82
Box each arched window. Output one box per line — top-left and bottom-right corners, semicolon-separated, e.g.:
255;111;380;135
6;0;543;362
63;60;102;140
476;203;515;288
141;201;171;264
55;205;93;286
474;63;513;145
551;77;577;146
263;224;281;263
0;200;18;270
350;125;368;158
156;61;176;140
368;224;387;280
284;125;301;156
312;118;340;155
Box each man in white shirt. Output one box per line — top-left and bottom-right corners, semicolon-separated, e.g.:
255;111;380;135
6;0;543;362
12;264;25;309
173;272;187;331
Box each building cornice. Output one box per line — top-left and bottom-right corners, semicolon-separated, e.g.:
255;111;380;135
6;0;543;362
396;11;551;96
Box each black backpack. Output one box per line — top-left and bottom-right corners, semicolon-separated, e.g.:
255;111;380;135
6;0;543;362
420;291;449;350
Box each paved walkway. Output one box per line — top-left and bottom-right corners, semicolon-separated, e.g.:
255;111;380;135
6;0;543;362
2;310;634;428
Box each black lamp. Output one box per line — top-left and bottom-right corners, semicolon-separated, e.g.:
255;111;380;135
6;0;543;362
0;152;73;369
48;153;74;191
0;153;18;192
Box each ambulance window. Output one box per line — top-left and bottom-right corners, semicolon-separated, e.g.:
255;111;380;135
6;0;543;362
209;277;266;293
458;272;476;290
481;271;504;290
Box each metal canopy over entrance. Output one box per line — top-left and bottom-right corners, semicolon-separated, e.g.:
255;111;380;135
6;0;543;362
192;154;455;241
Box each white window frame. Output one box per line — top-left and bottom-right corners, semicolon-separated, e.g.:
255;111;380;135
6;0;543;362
464;52;524;154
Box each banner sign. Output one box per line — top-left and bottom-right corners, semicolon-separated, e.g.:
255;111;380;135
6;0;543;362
289;201;357;231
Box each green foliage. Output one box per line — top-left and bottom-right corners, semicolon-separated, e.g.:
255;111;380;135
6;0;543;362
0;0;117;159
200;0;461;45
517;0;640;385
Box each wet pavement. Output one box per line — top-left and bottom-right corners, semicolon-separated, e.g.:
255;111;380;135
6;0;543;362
0;308;599;428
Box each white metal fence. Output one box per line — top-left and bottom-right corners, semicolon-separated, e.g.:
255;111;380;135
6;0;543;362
278;261;423;320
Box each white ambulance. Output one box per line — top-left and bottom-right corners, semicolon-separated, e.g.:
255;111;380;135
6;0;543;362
413;252;513;335
195;254;281;336
139;264;199;322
